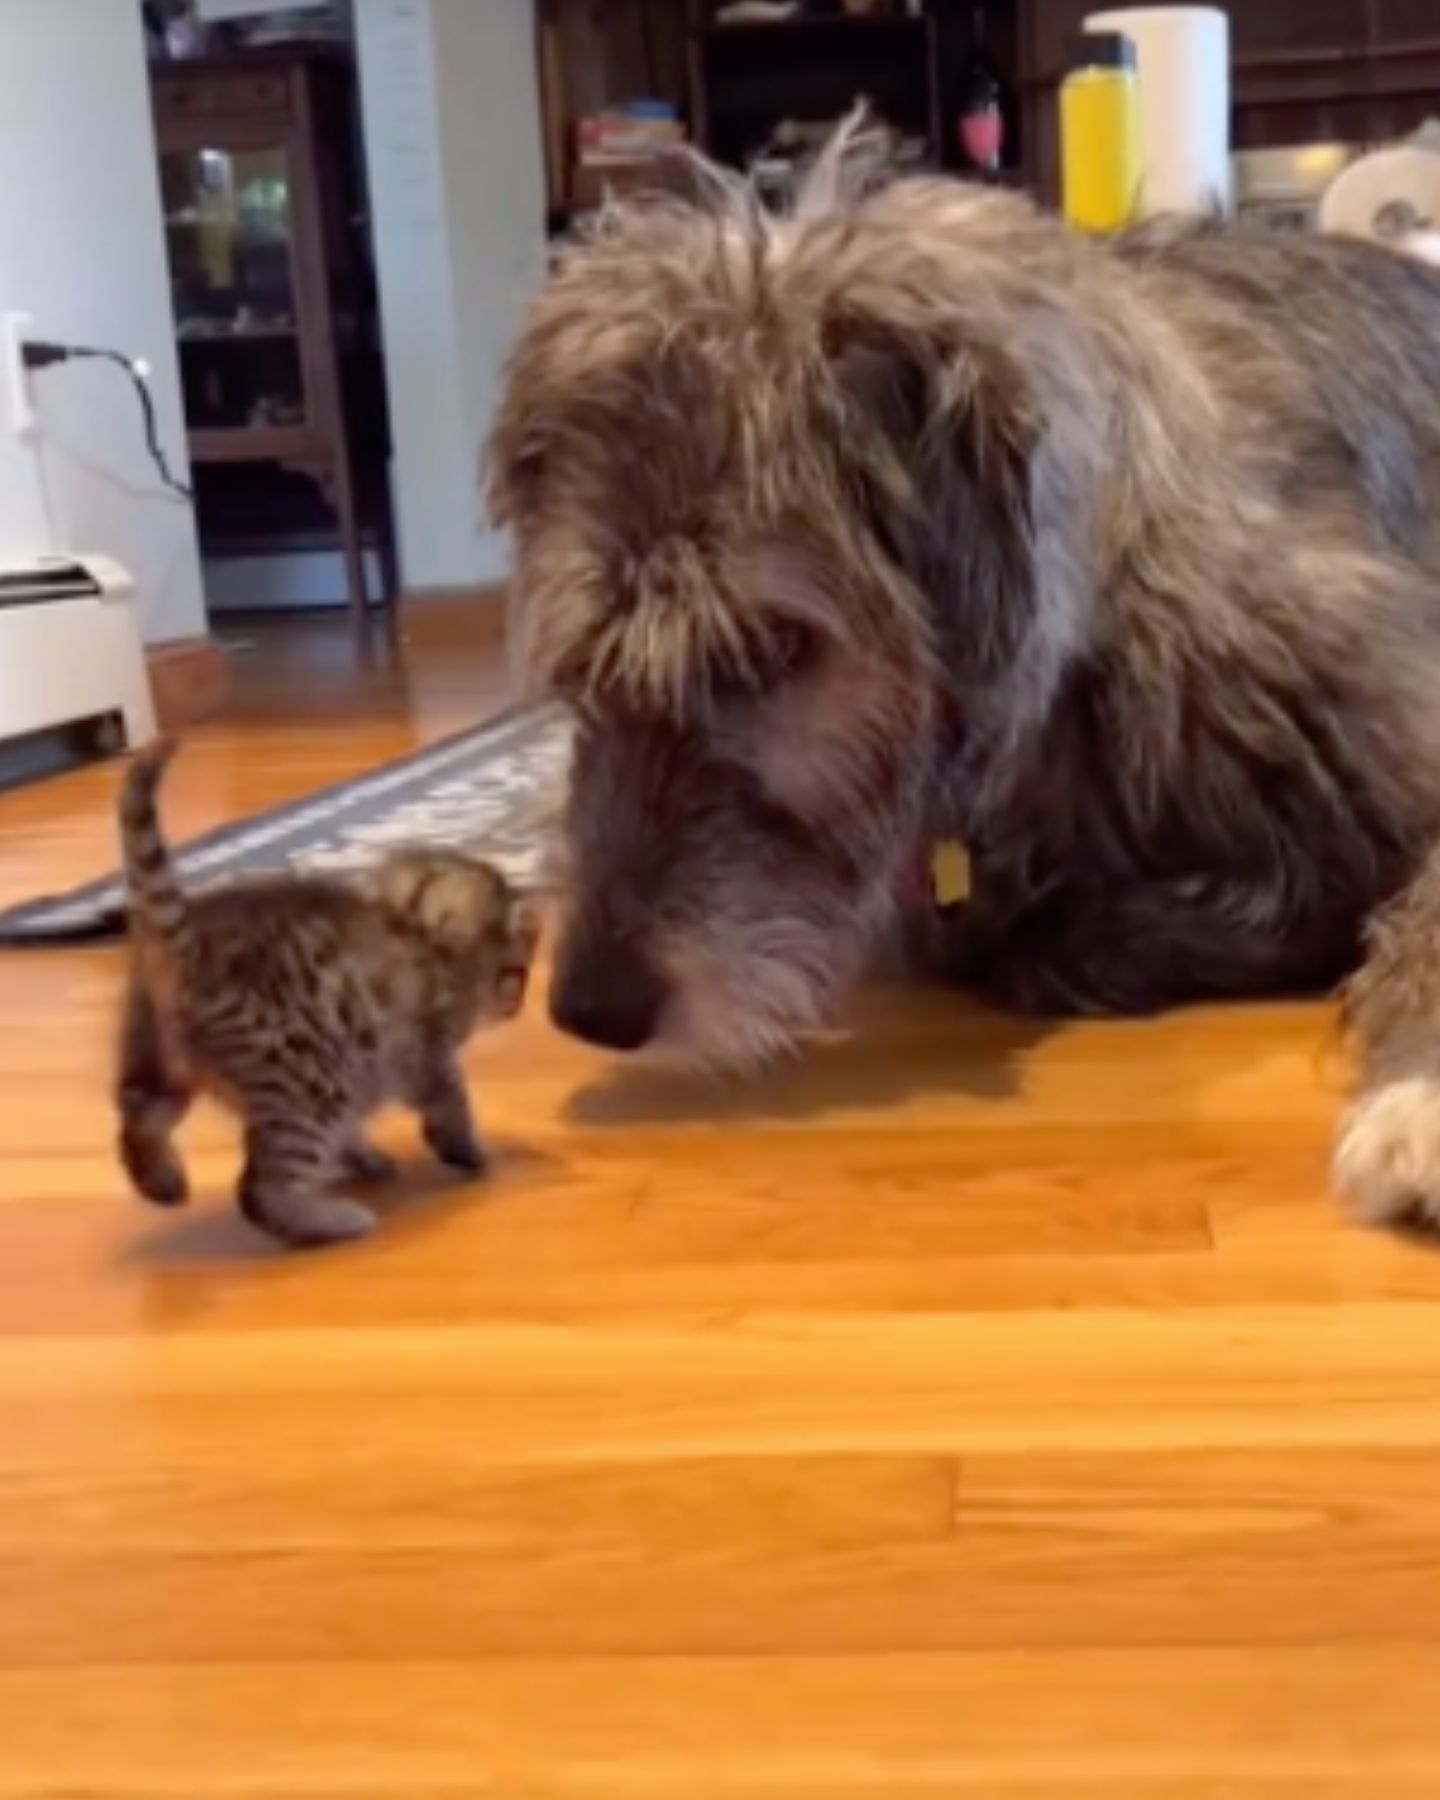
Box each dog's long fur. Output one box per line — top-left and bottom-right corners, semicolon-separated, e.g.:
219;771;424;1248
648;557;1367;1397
491;130;1440;1224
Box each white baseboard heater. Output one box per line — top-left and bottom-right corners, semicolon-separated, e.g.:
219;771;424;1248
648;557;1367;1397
0;555;155;756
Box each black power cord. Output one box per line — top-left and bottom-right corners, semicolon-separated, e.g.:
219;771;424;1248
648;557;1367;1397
21;339;193;502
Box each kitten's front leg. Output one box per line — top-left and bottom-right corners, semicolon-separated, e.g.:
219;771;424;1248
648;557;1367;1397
416;1058;487;1174
238;1111;378;1247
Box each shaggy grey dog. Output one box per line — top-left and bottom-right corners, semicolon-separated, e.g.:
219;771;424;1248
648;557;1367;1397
489;135;1440;1227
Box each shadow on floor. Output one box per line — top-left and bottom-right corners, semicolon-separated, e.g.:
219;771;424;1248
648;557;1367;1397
114;1135;562;1271
563;986;1063;1129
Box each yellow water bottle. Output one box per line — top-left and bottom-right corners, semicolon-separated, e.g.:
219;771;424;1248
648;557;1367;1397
1060;31;1141;233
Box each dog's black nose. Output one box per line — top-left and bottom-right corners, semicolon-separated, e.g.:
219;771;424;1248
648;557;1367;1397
550;951;666;1051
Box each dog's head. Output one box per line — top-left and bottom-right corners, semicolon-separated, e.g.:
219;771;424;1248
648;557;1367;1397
490;138;1100;1066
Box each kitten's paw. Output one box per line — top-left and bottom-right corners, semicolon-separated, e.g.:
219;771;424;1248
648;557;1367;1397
342;1142;399;1184
139;1163;189;1207
424;1122;489;1176
1333;1076;1440;1230
123;1142;189;1207
242;1191;378;1249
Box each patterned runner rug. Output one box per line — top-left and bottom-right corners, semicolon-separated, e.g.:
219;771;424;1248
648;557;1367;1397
0;707;571;945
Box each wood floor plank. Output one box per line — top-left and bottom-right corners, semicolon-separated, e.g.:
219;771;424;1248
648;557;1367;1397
2;1304;1439;1454
2;1650;1440;1796
0;1445;1436;1665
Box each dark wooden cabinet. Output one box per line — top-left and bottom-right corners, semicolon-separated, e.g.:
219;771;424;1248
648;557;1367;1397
152;53;392;624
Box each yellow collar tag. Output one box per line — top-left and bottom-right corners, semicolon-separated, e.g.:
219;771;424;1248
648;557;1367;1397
930;838;971;907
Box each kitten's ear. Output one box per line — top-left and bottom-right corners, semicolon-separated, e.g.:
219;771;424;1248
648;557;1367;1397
417;866;499;948
369;857;424;914
371;853;479;947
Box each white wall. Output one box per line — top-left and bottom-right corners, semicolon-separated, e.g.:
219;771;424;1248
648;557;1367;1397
0;1;205;645
356;0;546;591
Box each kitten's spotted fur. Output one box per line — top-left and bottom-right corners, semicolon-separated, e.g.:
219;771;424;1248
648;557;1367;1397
115;739;539;1246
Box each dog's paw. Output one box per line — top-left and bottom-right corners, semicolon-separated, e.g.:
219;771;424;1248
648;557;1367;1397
1333;1076;1440;1229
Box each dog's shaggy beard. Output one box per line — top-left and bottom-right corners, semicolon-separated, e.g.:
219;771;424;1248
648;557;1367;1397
550;683;923;1067
653;883;895;1072
655;925;852;1072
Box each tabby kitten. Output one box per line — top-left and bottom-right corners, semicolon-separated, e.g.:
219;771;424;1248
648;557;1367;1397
115;739;539;1247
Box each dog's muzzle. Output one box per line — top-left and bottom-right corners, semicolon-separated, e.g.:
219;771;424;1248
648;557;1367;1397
549;940;668;1052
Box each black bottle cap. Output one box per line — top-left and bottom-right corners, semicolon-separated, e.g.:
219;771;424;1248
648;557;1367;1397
1067;30;1136;72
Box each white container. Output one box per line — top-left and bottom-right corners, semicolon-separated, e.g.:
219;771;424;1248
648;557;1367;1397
1084;6;1231;216
1319;144;1440;245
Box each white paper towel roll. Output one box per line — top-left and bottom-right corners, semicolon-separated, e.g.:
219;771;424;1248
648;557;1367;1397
1318;145;1440;244
1084;6;1231;217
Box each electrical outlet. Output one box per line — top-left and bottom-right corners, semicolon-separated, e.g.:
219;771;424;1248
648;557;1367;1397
2;311;35;437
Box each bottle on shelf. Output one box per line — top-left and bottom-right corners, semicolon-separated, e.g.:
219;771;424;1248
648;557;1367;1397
1059;30;1141;233
956;2;1008;178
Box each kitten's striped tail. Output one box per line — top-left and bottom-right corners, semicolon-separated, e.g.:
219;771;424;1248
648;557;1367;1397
119;738;188;949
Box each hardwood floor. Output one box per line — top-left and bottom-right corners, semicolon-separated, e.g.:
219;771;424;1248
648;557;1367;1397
2;595;1440;1796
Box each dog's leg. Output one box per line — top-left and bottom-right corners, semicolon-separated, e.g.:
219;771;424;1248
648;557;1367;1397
958;873;1356;1018
1333;844;1440;1230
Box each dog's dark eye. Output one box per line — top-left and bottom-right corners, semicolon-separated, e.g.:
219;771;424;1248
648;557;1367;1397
509;443;548;496
707;623;817;709
751;622;818;692
769;622;816;680
707;664;752;708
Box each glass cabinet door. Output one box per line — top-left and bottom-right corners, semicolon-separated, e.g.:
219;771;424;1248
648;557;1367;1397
160;143;308;436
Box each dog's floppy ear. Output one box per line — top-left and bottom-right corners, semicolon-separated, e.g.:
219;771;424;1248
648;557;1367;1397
823;312;1042;686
